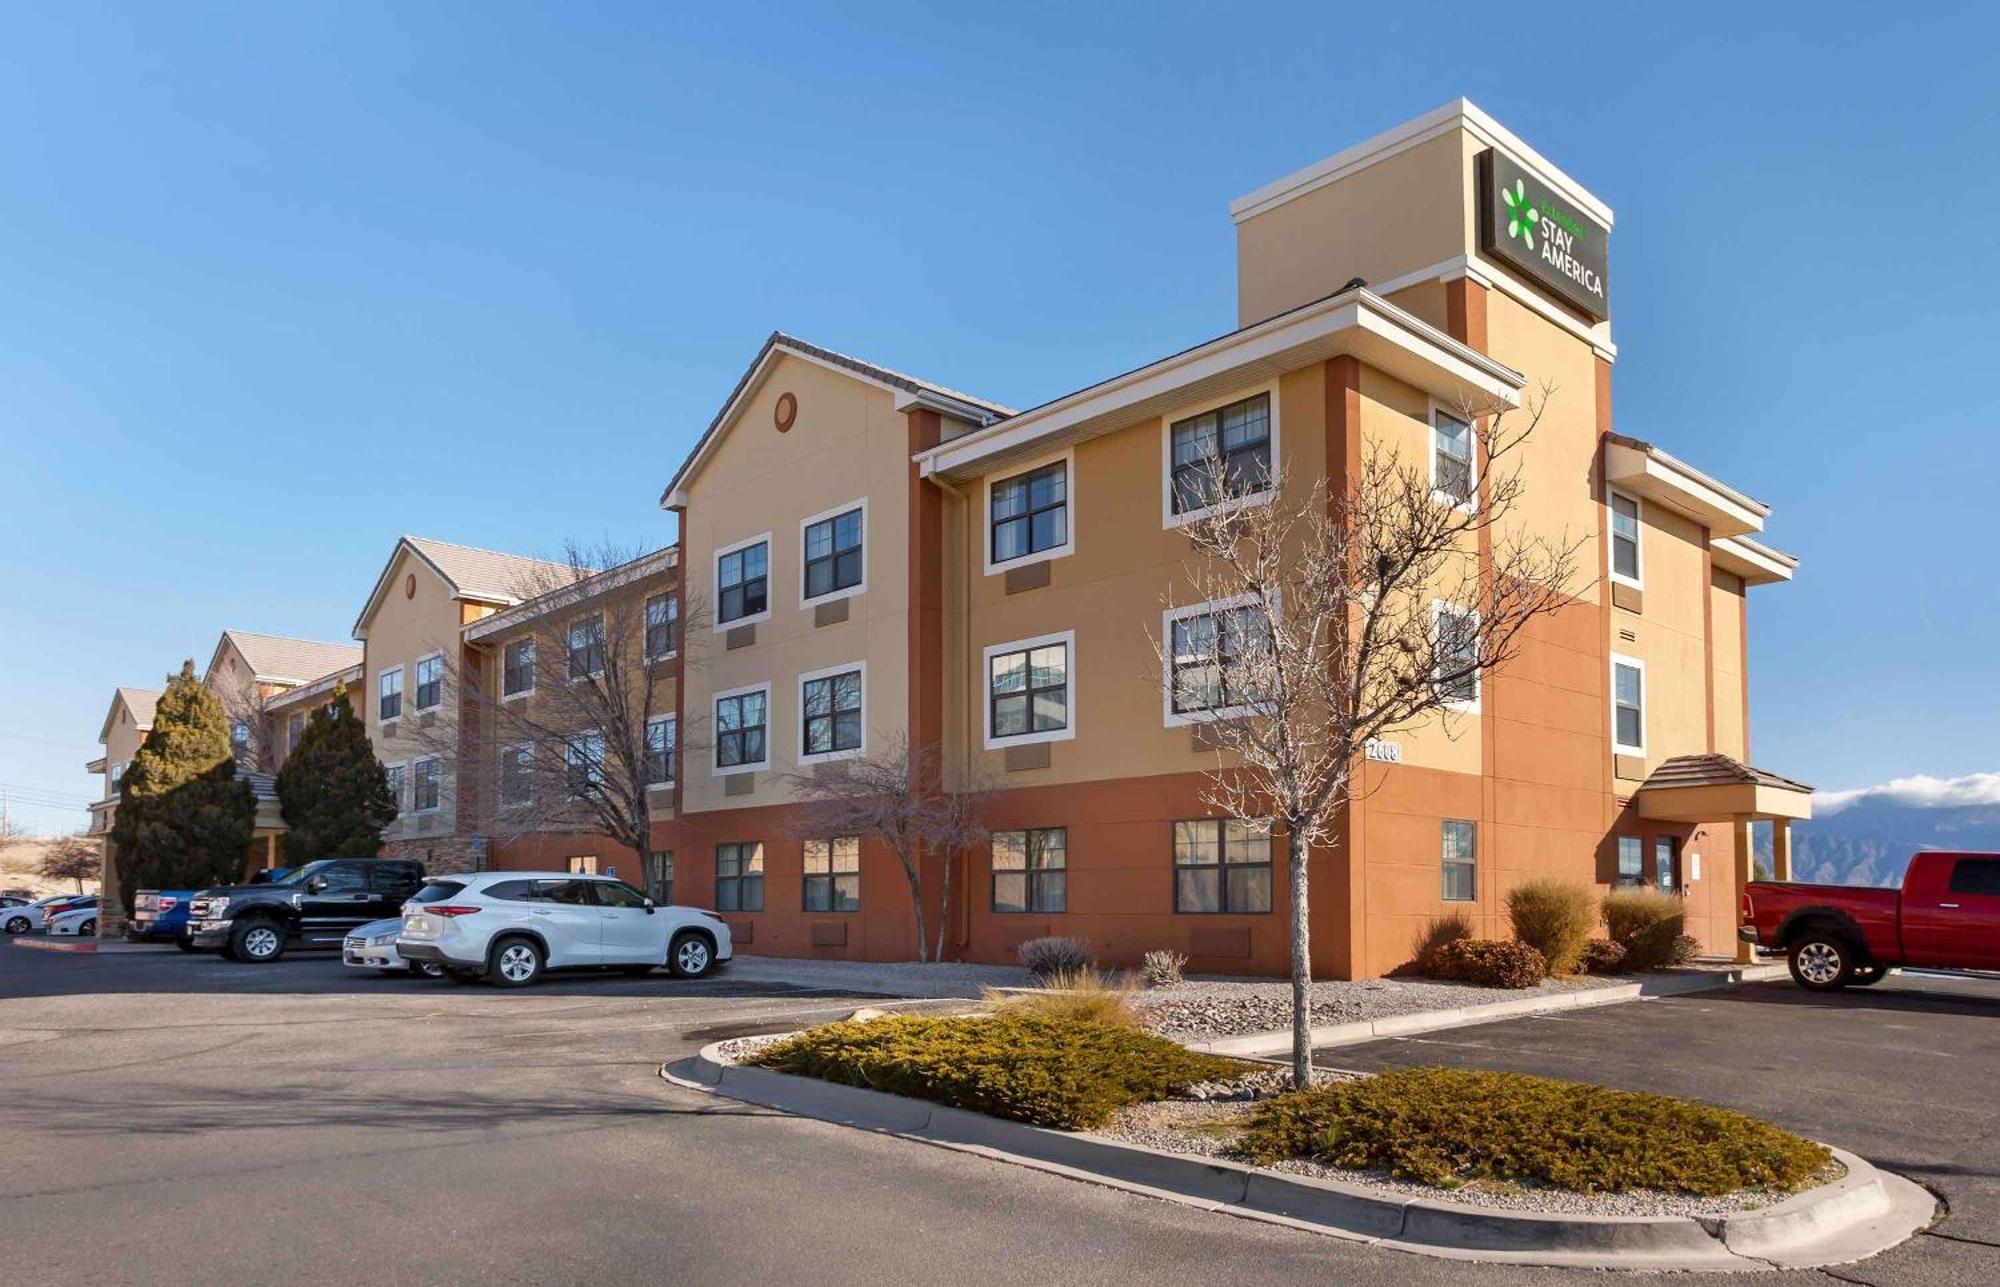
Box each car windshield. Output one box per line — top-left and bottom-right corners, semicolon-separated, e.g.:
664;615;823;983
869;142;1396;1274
411;881;465;904
269;861;333;887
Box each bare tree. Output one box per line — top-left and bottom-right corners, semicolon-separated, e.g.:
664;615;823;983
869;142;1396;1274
41;833;102;893
784;733;992;962
1152;389;1582;1087
409;542;697;871
213;673;273;775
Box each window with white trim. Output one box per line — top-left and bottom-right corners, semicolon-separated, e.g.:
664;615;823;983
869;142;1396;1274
803;836;861;912
987;636;1069;743
717;540;769;624
384;762;406;810
1616;835;1644;886
1441;819;1476;900
990;461;1067;565
1434;604;1480;708
414;654;443;711
1611;657;1646;754
802;507;863;601
645;715;675;785
568;616;605;679
1609;490;1642;586
413;756;442;812
1432;408;1474;505
991;828;1066;913
714;688;768;770
801;667;863;759
378;667;403;722
1169;392;1272;516
644;594;679;660
715;842;764;912
1167;601;1268;720
499;745;533;809
1173;819;1273;914
565;731;605;796
502;639;535;697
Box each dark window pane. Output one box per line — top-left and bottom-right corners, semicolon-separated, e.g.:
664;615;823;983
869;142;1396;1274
1176;867;1220;913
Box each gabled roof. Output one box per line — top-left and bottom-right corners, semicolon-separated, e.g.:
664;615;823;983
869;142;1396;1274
659;332;1014;507
352;536;583;639
209;631;363;689
1642;754;1814;795
97;686;161;745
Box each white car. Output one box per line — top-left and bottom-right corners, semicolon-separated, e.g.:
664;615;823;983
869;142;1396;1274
5;895;82;935
396;871;732;987
343;917;447;978
47;905;101;937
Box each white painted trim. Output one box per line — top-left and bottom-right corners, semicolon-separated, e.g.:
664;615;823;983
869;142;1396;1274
1433;601;1482;714
1159;382;1281;529
983;447;1076;575
1610;653;1647;757
410;754;444;814
1469;254;1619;362
645;713;677;786
499;637;536;703
982;629;1077;750
383;759;409;818
796;660;868;766
712;531;774;632
1711;534;1797;586
797;497;869;610
412;650;445;713
1427;399;1478;514
1161;594;1265;728
641;591;682;663
463;546;678;643
711;681;773;777
1603;438;1767;537
376;665;404;726
1606;486;1645;591
565;612;607;682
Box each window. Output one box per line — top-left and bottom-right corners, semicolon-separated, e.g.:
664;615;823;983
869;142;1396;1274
312;862;369;893
413;757;442;813
568;616;605;679
800;666;863;760
1441;819;1477;901
1173;819;1273;914
109;761;127;790
1609;490;1642;586
1169;391;1273;517
566;856;598;876
379;667;403;722
1166;601;1268;721
717;538;769;625
287;712;306;751
1434;604;1480;709
803;836;861;912
593;879;648;908
1611;655;1646;754
986;633;1072;746
989;459;1068;566
647;851;674;905
232;721;251;749
1948;858;2000;896
802;505;864;601
415;653;443;711
1616;836;1644;887
645;715;676;785
385;762;406;810
525;878;592;903
499;744;533;809
1655;836;1680;893
502;639;535;697
565;731;605;796
1432;407;1474;505
991;828;1066;913
644;594;679;659
714;686;768;771
715;842;764;912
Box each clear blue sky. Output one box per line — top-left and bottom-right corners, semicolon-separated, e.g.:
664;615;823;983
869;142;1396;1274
2;2;1994;833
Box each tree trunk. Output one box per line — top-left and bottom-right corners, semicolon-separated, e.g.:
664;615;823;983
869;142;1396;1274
934;846;953;964
902;848;930;963
1288;828;1313;1089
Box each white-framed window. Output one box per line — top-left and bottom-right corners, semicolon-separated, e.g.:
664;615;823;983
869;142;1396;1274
414;651;443;712
1608;487;1643;589
1163;385;1278;526
565;730;605;797
384;760;407;811
1173;818;1274;914
983;630;1075;749
502;639;535;699
1433;602;1480;711
377;666;403;723
644;594;680;660
798;662;865;764
991;828;1067;913
984;450;1073;573
499;744;533;810
1163;595;1270;725
712;682;771;774
1610;653;1646;755
567;615;605;680
109;761;129;791
1616;835;1644;887
1430;403;1476;508
412;756;442;813
802;836;861;912
645;714;676;785
800;499;866;606
715;842;764;912
1441;819;1477;901
231;720;251;749
714;533;772;629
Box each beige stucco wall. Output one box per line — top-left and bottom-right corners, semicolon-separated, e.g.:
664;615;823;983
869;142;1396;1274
1612;502;1711;774
1709;569;1748;759
677;352;913;814
362;548;468;844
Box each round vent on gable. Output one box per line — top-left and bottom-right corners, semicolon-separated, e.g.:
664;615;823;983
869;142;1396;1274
774;391;798;433
405;573;416;599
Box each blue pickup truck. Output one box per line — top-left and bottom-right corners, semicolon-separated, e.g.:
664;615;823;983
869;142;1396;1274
128;889;196;950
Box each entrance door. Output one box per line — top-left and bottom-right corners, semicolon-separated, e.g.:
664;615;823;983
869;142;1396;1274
1654;836;1680;895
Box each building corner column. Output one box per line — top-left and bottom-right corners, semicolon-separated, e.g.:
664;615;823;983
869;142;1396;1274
1732;815;1755;963
1771;817;1792;883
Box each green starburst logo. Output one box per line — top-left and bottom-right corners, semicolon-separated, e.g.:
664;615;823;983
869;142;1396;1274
1502;178;1538;250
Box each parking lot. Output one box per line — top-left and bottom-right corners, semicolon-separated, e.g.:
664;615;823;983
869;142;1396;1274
2;941;1995;1286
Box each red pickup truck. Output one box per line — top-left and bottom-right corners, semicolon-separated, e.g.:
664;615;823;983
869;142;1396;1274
1740;851;2000;991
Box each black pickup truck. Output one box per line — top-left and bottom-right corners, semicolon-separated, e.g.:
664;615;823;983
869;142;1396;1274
187;858;424;963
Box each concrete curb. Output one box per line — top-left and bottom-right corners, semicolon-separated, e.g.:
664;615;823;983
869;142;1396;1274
1181;963;1791;1057
9;938;175;954
663;1041;1932;1270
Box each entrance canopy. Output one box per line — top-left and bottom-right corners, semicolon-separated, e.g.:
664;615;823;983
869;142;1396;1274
1634;754;1813;824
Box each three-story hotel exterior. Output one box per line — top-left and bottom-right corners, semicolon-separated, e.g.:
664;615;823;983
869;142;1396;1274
655;100;1810;978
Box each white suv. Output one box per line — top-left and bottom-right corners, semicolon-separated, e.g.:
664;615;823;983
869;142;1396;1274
396;872;732;987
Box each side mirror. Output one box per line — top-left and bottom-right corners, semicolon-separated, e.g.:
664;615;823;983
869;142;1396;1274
643;898;656;915
307;876;328;893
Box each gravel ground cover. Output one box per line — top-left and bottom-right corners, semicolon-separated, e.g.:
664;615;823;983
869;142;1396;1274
1131;973;1616;1040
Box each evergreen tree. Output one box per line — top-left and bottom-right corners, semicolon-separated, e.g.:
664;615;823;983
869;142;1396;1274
276;691;396;858
110;661;256;909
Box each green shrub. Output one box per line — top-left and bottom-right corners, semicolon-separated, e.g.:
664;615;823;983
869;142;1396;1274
1580;938;1628;975
984;968;1140;1028
1602;889;1688;971
1018;935;1094;980
1505;878;1596;975
1433;938;1547;988
1409;911;1474;978
747;1012;1248;1130
1240;1066;1830;1196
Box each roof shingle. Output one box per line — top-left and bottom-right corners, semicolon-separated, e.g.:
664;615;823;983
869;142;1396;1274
1641;753;1813;794
220;632;364;687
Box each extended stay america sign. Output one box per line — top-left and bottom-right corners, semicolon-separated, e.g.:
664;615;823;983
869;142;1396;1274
1477;148;1610;321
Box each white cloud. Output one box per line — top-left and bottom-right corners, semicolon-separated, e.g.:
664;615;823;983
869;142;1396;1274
1815;771;2000;816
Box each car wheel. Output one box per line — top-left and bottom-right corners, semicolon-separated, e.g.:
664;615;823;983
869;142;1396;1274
408;961;447;979
229;920;287;964
1788;933;1854;991
668;932;715;979
174;933;197;953
4;916;29;934
487;937;544;987
79;919;96;937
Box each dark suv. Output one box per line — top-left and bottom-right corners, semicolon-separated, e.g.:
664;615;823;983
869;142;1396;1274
187;859;425;963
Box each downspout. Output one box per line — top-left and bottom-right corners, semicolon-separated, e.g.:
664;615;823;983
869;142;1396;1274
924;469;977;955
